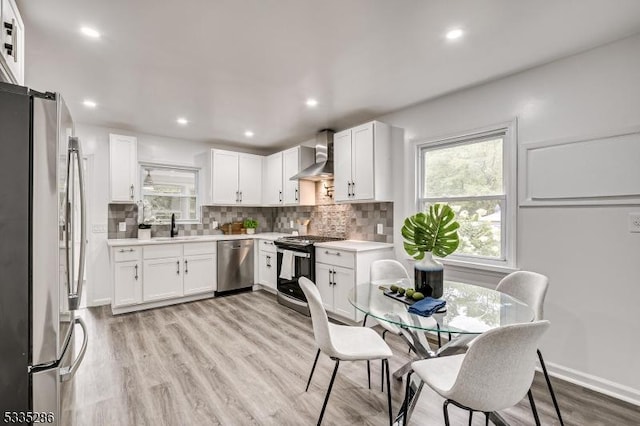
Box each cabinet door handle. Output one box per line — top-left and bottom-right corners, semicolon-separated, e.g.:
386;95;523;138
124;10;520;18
279;190;282;203
235;191;239;202
184;259;188;274
295;187;298;201
176;260;180;274
130;184;134;200
118;248;134;253
328;269;333;285
324;250;341;256
351;181;355;197
4;18;16;62
266;255;271;268
134;264;138;280
240;191;243;202
332;269;336;285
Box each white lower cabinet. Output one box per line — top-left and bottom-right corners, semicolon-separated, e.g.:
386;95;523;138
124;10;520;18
315;245;394;322
256;240;277;290
315;263;355;318
113;260;142;307
331;266;356;319
110;242;216;314
143;257;183;302
183;254;216;295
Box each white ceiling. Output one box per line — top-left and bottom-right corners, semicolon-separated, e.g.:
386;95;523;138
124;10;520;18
20;0;640;149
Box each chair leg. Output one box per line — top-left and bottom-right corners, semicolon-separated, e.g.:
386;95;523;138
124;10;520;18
484;412;490;426
382;329;388;340
403;370;413;424
443;400;451;426
383;359;393;426
317;359;340;426
362;313;369;327
381;359;384;392
367;361;371;389
305;349;321;392
468;410;473;426
528;390;541;426
538;349;564;425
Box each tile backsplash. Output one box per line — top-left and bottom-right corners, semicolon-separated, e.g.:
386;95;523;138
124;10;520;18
108;201;393;243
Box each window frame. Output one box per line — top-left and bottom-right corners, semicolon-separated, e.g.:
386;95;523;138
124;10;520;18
414;120;517;270
138;162;201;225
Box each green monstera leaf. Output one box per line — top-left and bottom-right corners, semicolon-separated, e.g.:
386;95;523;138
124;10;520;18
402;203;460;259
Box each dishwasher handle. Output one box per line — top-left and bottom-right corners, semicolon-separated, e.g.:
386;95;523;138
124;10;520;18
218;240;254;250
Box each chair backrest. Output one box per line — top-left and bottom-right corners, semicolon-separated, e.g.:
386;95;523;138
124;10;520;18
496;271;549;321
299;277;336;356
370;259;410;282
449;320;550;412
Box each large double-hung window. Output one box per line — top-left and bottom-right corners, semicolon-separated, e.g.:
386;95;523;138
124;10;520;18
417;123;516;268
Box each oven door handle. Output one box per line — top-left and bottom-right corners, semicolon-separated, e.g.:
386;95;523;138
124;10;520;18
276;249;311;258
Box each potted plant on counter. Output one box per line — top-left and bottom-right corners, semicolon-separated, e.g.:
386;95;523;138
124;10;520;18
243;218;258;235
401;203;460;298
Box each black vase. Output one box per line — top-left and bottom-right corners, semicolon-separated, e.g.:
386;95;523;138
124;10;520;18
414;253;444;298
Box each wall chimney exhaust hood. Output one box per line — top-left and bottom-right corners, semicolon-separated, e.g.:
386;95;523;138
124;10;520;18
290;129;335;181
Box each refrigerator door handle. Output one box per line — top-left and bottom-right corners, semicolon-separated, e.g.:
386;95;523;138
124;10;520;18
60;317;88;382
67;137;86;311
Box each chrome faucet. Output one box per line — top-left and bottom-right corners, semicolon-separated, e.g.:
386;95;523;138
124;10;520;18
170;213;178;237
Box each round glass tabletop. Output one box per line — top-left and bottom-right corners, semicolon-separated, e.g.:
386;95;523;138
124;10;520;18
349;279;534;335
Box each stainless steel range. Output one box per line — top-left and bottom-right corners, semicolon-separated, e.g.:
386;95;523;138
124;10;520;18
274;235;344;315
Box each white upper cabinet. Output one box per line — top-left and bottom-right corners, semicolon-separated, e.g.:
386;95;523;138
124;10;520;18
263;152;283;205
333;130;352;201
263;145;315;206
109;134;138;203
333;121;395;203
200;149;263;205
0;0;24;85
238;153;263;204
283;147;305;204
211;150;240;204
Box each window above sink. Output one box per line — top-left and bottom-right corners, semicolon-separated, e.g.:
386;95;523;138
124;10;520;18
139;163;200;225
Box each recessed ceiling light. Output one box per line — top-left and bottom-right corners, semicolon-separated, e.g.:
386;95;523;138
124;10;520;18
176;117;188;125
83;99;97;108
446;28;464;40
305;98;318;107
244;130;254;138
80;26;101;39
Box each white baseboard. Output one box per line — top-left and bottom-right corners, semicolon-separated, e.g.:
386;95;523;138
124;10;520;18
545;361;640;406
87;298;111;307
252;284;277;294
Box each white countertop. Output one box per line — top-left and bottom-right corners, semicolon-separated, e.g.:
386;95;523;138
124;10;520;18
107;232;289;247
314;240;394;252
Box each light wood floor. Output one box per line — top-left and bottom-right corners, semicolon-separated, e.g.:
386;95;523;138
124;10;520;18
62;291;640;425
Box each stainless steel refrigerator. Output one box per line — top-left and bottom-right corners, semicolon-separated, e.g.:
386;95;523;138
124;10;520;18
0;81;88;425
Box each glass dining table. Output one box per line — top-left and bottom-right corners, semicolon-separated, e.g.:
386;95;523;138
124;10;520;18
348;279;535;426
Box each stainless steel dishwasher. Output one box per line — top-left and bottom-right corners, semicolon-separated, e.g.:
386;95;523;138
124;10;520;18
217;239;254;293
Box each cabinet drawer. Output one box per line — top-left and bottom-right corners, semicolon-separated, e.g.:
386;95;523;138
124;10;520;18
258;239;277;254
113;246;141;262
144;244;183;259
183;242;217;256
316;248;354;269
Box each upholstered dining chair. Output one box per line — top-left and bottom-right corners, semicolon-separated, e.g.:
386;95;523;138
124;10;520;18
404;320;550;426
366;260;412;390
299;277;394;426
496;270;564;425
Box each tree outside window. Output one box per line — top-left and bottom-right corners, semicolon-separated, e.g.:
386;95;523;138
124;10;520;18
418;134;508;262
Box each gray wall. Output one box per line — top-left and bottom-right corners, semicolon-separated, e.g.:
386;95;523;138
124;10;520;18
379;34;640;400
